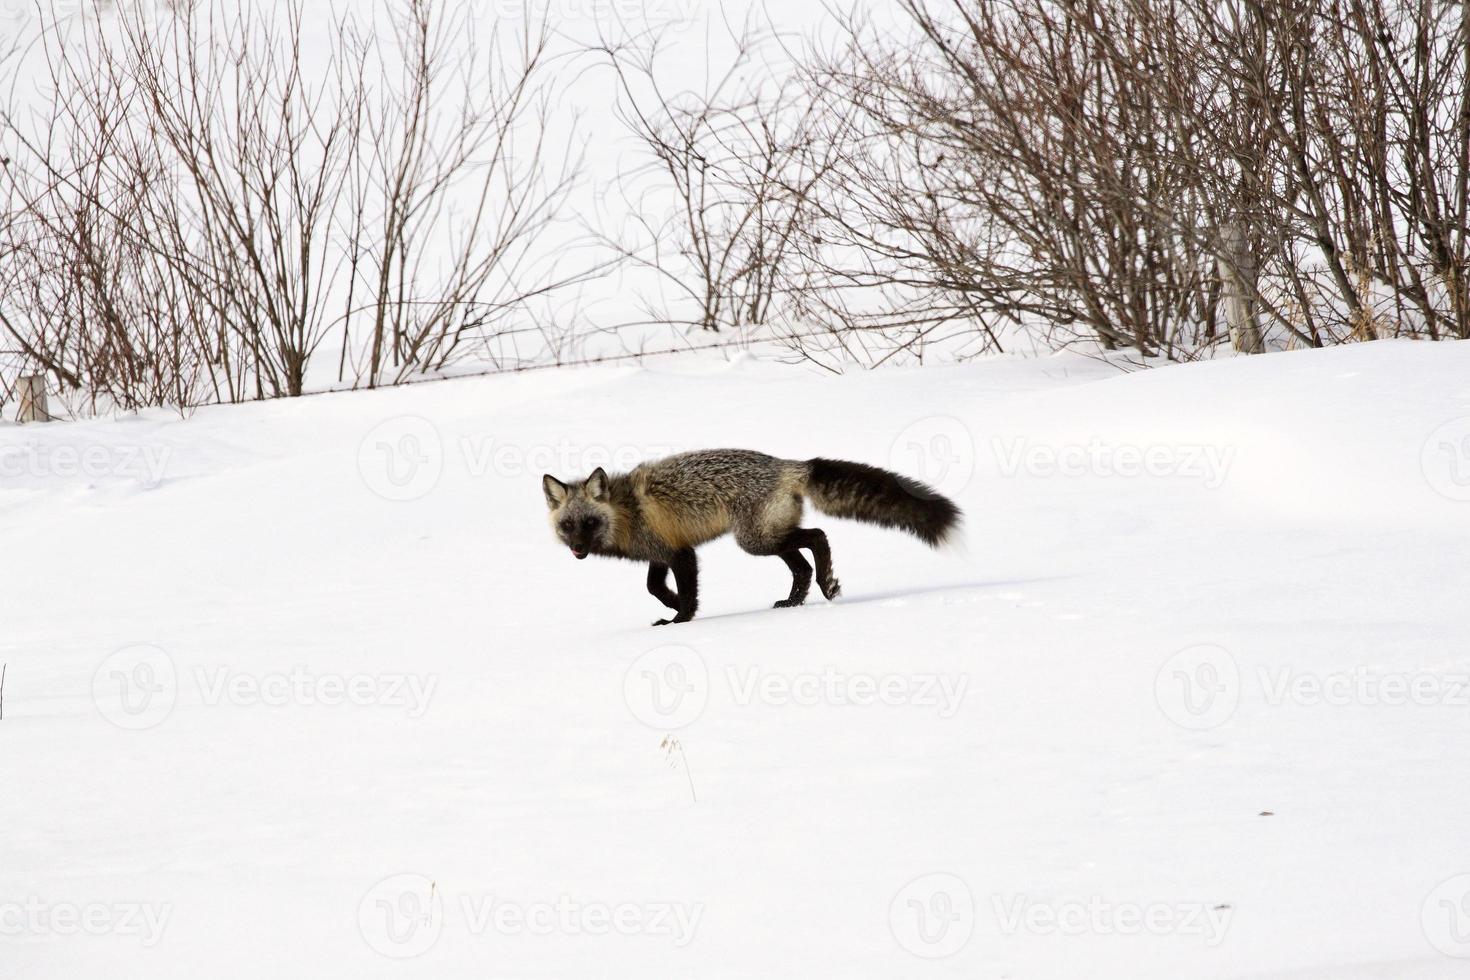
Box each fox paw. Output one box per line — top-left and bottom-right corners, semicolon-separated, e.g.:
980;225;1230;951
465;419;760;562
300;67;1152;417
819;577;841;600
772;597;807;609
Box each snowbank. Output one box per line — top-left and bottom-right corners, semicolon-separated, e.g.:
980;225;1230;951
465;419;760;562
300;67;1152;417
3;339;1469;978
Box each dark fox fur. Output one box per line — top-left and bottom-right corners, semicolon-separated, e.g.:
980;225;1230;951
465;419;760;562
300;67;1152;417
542;449;961;625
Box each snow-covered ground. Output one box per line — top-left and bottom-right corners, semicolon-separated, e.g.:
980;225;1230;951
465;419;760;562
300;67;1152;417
4;340;1470;978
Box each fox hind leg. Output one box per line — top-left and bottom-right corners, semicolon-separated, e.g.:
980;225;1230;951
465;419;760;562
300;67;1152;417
786;528;839;600
733;515;811;609
773;550;813;608
734;511;825;609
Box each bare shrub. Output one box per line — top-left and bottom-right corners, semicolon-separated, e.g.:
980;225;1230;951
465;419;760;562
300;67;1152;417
593;22;837;337
0;0;585;414
334;0;589;387
781;0;1470;363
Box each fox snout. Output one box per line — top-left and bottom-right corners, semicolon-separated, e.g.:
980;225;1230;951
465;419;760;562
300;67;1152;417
554;512;601;560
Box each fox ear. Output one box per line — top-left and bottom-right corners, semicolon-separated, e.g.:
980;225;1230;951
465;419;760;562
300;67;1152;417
542;474;569;508
585;466;609;502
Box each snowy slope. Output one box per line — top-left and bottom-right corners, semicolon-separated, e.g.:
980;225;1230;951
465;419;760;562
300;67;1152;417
3;340;1470;979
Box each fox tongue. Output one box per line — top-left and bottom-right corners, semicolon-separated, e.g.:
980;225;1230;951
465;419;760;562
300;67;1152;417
571;547;588;560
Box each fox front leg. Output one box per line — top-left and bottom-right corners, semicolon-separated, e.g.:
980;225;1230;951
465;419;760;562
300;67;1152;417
652;549;699;626
646;562;680;612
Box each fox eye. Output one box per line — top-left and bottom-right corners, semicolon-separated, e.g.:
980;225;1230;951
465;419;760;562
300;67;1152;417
558;519;573;533
581;517;599;531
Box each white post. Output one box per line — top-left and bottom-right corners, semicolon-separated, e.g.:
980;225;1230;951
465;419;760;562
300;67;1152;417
16;374;50;423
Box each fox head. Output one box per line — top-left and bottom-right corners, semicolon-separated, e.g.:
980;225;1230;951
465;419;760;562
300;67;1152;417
543;467;615;560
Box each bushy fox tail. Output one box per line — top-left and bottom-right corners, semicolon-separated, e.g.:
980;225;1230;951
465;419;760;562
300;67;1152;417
803;458;961;547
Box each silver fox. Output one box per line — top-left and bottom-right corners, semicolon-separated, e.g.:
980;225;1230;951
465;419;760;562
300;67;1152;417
542;449;961;625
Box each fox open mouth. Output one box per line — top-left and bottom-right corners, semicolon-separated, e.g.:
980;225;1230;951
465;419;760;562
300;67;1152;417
571;547;588;560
